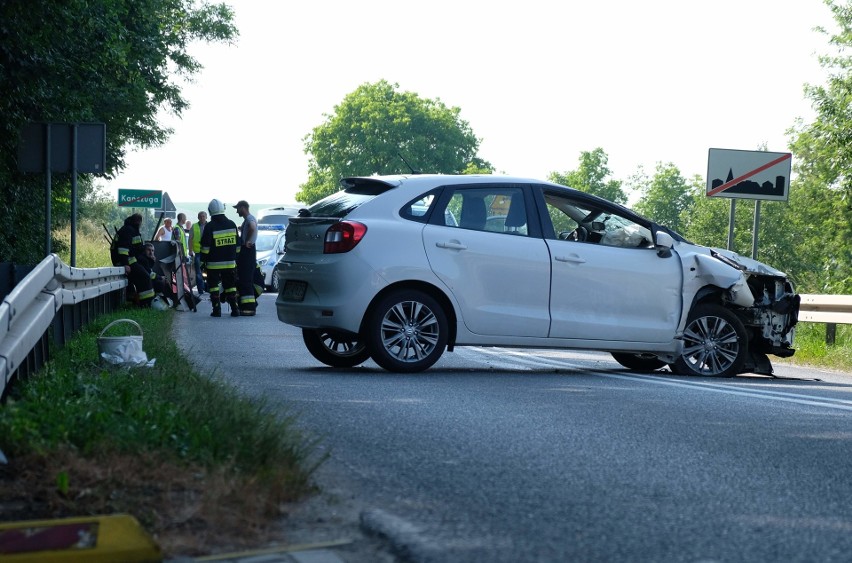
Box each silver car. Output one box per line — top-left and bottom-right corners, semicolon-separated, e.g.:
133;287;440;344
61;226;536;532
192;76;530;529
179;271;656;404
255;225;286;290
276;174;799;376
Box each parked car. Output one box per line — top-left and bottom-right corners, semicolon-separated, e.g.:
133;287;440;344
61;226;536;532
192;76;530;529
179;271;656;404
275;174;799;376
257;205;303;226
255;224;286;290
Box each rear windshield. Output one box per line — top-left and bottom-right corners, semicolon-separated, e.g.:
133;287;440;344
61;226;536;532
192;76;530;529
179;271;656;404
307;178;396;218
258;214;292;225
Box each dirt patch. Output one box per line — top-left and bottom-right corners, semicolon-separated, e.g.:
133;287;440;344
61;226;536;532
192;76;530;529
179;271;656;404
0;450;398;561
0;449;314;557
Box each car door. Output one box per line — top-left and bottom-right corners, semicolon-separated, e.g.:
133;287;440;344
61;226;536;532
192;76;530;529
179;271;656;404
538;188;683;343
423;186;551;337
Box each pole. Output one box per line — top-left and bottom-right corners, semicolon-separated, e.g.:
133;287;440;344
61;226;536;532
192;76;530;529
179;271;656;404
45;124;52;256
726;199;736;252
751;200;761;260
70;124;78;267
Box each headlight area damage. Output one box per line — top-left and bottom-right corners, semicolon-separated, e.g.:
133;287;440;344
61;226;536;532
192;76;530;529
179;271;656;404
682;249;800;376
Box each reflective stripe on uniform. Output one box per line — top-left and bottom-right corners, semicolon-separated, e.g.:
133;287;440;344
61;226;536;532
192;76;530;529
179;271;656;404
206;261;236;269
212;229;237;247
138;288;156;300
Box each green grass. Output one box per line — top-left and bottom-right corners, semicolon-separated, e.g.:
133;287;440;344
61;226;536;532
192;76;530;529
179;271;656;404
0;308;319;479
0;306;322;556
780;322;852;372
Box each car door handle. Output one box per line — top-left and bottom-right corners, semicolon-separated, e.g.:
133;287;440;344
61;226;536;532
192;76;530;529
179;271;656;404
554;254;586;264
436;241;468;250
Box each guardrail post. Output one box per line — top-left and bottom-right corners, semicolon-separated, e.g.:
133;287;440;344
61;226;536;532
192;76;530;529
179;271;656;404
826;323;836;346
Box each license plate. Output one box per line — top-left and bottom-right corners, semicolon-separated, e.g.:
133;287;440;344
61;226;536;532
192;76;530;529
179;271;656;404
282;280;307;301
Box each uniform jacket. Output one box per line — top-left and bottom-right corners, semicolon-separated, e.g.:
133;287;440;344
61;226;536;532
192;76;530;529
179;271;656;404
200;214;239;270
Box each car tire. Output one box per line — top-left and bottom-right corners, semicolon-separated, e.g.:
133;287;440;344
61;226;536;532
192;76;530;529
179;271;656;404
611;352;667;371
271;269;282;293
673;304;748;378
302;328;371;368
366;289;448;373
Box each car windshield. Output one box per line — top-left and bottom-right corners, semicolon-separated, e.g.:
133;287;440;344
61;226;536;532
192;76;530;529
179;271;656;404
255;232;280;252
308;191;376;218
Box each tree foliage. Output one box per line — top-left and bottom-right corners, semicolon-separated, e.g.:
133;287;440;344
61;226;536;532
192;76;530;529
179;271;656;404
631;163;696;232
0;0;237;263
784;0;852;293
298;80;492;204
548;148;627;204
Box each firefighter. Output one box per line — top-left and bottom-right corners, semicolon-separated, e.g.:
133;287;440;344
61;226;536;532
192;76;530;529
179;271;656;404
199;199;240;317
115;213;155;307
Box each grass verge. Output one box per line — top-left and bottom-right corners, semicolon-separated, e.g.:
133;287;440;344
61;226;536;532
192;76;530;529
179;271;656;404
780;322;852;372
0;306;323;556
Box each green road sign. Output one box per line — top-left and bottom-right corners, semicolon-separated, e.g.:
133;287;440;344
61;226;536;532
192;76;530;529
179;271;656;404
118;189;163;208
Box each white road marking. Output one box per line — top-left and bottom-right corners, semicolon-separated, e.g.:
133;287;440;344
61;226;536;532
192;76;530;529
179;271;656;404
460;347;852;412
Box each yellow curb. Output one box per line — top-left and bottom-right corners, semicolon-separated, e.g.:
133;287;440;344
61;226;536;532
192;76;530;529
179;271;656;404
0;514;161;562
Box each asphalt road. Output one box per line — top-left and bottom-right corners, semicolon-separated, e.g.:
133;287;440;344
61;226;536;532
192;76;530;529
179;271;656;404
176;297;852;562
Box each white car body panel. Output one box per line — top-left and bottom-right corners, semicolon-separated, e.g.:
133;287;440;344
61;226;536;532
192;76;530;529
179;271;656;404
423;224;551;337
547;239;683;342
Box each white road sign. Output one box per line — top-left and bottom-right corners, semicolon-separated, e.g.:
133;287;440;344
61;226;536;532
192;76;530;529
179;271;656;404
706;148;792;201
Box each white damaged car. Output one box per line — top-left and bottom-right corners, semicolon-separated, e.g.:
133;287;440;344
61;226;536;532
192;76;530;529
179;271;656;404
276;175;799;376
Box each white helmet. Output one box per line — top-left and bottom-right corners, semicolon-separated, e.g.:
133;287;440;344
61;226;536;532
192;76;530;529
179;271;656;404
208;198;226;216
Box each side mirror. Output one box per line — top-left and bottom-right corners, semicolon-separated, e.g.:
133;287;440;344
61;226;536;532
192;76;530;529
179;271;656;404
655;231;674;257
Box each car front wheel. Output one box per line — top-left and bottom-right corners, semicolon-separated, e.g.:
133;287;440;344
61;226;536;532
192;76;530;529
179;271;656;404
366;289;448;373
673;304;748;377
302;329;371;368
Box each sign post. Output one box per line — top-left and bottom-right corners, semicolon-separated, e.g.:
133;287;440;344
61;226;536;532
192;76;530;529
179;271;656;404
17;122;106;264
706;149;792;259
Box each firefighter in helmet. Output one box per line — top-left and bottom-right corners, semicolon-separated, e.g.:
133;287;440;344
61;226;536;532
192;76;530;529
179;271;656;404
199;199;240;317
115;213;155;307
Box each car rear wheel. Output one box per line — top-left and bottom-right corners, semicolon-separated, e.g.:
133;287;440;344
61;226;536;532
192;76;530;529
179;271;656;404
611;352;667;371
302;329;371;368
366;289;448;373
673;304;747;378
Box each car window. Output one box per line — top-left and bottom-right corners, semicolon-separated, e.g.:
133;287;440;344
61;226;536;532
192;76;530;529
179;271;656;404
255;232;281;252
441;187;528;235
258;214;292;225
542;190;653;248
401;190;459;226
308;191;375;218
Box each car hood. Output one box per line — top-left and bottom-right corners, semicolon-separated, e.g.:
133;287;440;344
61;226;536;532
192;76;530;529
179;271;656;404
707;247;788;278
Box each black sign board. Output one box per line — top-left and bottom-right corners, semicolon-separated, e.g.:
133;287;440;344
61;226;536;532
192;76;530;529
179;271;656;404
17;122;106;174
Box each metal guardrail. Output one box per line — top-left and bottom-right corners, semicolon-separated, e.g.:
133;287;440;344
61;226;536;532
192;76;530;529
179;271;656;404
799;294;852;345
0;254;127;398
799;294;852;325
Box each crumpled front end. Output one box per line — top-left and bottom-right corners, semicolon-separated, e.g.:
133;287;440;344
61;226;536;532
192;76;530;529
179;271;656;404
681;247;800;372
735;272;800;358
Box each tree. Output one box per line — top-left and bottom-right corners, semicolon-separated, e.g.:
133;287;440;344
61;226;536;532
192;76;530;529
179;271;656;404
0;0;237;263
548;148;627;204
784;0;852;293
298;80;492;204
631;163;696;232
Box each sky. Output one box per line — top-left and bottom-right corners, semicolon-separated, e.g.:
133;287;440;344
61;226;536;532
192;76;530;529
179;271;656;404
99;0;839;207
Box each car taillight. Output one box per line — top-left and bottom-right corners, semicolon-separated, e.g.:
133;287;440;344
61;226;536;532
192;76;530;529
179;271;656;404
324;221;367;254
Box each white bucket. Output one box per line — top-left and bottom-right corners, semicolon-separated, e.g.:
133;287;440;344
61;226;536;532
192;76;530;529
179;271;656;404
97;319;144;365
